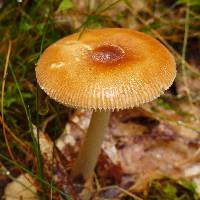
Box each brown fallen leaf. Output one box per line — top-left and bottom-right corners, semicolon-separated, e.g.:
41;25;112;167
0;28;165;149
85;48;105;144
97;150;123;185
33;125;79;200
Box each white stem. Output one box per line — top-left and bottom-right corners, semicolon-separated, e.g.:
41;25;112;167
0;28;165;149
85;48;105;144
72;111;110;179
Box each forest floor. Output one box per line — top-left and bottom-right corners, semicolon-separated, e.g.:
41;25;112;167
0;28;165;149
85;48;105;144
0;0;200;199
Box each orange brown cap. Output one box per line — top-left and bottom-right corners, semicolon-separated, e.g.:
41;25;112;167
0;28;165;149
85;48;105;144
35;28;176;110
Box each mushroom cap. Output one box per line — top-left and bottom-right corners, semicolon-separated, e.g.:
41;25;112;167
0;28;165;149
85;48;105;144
35;28;176;110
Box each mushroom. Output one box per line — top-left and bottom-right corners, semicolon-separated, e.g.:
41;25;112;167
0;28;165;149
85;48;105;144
35;28;176;179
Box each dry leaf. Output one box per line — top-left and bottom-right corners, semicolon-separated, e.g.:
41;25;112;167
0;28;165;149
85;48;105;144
4;173;38;200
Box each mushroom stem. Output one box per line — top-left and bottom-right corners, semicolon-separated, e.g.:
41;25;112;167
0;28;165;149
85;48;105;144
72;111;110;179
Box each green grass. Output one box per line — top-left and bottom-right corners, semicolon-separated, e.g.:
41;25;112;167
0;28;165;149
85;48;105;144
144;178;199;200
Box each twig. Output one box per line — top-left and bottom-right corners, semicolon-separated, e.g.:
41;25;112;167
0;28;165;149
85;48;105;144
1;40;14;160
0;115;28;148
181;0;198;120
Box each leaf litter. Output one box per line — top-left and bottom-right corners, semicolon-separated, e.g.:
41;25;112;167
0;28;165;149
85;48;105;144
4;173;39;200
53;104;200;199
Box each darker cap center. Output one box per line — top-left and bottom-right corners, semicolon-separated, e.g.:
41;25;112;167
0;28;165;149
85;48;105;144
90;44;125;64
